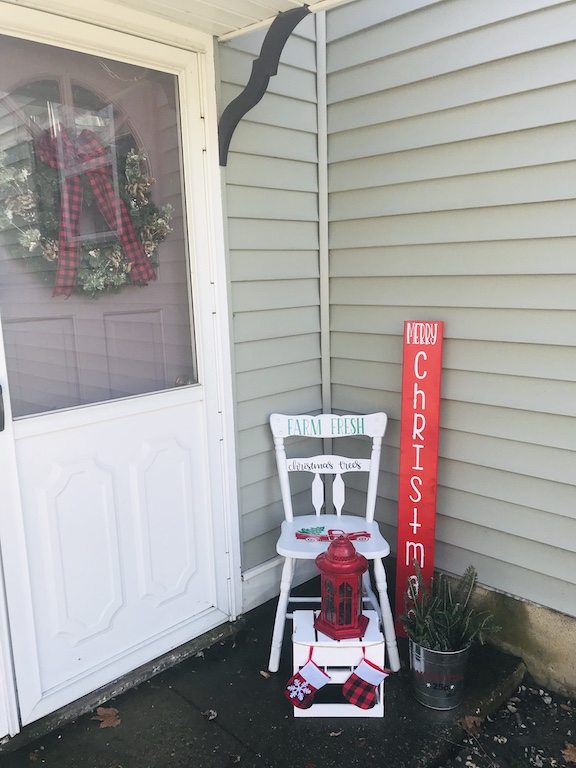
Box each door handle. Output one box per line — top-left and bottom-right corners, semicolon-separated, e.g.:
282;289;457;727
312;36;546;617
0;384;4;432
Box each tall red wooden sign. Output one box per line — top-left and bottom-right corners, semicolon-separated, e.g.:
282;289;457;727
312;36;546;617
395;321;444;636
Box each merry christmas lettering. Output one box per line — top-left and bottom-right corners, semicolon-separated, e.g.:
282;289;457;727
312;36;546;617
394;320;444;638
406;322;440;346
404;348;430;568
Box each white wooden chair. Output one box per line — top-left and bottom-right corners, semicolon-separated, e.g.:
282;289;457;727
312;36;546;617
267;412;400;674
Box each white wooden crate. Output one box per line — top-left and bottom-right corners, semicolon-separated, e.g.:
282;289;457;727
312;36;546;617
292;610;385;717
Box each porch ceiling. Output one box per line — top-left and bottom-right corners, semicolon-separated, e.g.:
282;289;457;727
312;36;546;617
106;0;356;39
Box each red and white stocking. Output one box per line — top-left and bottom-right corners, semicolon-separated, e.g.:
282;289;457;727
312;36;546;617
342;658;389;709
285;658;331;709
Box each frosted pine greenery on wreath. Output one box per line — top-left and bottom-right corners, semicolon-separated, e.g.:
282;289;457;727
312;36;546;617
0;145;172;297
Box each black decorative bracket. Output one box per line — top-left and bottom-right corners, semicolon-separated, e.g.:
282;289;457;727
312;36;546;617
218;5;311;166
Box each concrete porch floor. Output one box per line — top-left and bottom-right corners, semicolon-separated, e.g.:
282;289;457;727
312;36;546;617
0;595;525;768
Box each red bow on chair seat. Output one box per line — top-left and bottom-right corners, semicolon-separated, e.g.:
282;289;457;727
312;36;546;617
35;127;156;297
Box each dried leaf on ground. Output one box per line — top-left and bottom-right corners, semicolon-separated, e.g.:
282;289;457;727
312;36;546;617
458;715;483;737
561;703;574;712
202;709;218;721
28;752;39;762
562;744;576;764
91;706;121;729
259;670;270;679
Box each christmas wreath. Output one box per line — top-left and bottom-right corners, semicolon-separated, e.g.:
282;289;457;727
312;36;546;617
0;127;172;298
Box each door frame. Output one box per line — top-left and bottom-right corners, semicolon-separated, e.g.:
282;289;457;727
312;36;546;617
0;3;241;736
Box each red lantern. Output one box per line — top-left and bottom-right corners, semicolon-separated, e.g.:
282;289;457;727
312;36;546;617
314;536;369;640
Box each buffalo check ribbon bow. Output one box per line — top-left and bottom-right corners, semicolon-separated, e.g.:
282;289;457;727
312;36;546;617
34;127;156;297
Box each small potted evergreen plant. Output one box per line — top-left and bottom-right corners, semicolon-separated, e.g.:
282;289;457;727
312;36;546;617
401;561;499;710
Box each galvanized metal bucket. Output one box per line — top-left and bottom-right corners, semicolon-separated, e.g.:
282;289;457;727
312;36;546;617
409;641;469;710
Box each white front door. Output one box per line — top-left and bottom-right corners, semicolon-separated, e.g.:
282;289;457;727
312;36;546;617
0;21;236;727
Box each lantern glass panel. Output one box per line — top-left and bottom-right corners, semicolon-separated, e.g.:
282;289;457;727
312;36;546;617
325;579;335;624
338;582;352;625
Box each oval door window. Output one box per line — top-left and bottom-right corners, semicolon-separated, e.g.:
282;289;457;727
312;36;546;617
0;35;197;417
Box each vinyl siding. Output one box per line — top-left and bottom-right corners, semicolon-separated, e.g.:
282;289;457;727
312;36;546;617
326;0;576;615
217;16;322;571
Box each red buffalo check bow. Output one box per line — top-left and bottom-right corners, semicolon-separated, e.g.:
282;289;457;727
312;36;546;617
35;127;156;297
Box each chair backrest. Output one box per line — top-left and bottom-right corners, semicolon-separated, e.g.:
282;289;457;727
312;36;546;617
269;413;387;524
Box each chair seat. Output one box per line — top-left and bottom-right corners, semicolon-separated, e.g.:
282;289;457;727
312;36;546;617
277;515;390;559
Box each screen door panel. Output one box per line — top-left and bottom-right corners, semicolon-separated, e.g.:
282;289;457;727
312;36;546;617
0;32;228;727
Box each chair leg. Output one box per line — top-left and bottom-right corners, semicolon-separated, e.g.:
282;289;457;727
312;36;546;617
362;570;382;624
373;558;401;672
268;557;295;673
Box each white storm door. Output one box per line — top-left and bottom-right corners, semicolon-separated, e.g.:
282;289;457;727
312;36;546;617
0;26;233;726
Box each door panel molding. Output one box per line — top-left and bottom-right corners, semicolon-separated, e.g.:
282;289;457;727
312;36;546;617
43;457;124;643
134;436;201;604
